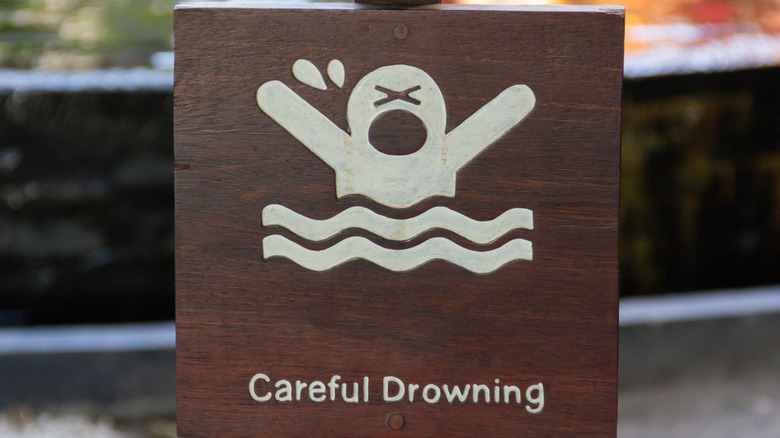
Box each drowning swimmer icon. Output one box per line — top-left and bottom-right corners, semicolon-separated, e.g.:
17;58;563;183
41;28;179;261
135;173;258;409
257;63;536;209
257;60;535;273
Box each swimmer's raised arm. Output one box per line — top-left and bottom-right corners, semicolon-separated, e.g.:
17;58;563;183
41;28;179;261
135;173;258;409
443;84;535;171
257;81;350;170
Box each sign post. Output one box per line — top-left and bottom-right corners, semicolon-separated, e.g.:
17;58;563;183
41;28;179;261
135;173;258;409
175;2;623;436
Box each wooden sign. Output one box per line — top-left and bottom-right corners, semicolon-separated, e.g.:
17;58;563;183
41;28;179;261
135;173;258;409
175;3;623;437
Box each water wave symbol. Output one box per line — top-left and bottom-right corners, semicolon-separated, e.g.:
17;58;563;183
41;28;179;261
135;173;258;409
263;235;532;274
262;204;533;244
261;204;534;273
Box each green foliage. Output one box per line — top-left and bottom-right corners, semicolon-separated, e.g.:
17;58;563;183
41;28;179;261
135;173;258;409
0;0;183;69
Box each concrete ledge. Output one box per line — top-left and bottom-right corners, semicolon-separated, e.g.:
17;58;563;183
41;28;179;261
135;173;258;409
619;285;780;387
0;322;175;416
0;350;174;417
0;69;173;93
0;322;174;355
620;285;780;325
620;311;780;387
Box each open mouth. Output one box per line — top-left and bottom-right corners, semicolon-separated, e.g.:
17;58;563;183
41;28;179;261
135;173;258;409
374;85;422;107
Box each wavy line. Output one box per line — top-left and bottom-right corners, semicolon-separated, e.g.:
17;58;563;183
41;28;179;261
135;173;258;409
262;235;532;273
262;204;533;244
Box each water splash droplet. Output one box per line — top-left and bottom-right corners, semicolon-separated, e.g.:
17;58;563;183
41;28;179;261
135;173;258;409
292;59;326;90
327;59;345;88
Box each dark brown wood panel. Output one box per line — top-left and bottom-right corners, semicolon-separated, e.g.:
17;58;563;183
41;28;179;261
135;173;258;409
175;3;623;437
356;0;441;6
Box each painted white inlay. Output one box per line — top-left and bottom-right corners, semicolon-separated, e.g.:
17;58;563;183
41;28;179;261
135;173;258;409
263;235;532;273
384;376;405;402
263;204;533;244
443;384;470;403
258;64;535;208
423;384;442;404
327;59;345;88
249;373;545;408
292;59;327;90
257;80;351;166
249;373;272;402
525;383;545;414
257;61;537;273
309;381;326;402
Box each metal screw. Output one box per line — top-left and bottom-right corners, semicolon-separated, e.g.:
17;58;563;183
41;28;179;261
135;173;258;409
387;412;405;430
393;23;409;39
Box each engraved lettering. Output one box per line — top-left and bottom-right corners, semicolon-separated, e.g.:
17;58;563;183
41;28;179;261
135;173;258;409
328;375;341;401
383;376;405;402
247;373;545;412
309;381;326;402
249;373;272;402
295;380;308;401
526;383;544;414
408;383;419;402
341;382;360;404
422;384;441;404
503;385;522;404
443;384;470;403
275;380;292;402
472;384;490;404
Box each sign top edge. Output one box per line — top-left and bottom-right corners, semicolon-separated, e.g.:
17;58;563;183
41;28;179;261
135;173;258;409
174;2;625;15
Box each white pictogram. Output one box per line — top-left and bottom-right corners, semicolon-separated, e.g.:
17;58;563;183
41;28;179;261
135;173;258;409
257;60;536;273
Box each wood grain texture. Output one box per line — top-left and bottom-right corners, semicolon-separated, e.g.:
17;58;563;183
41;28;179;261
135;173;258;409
355;0;441;6
175;3;623;437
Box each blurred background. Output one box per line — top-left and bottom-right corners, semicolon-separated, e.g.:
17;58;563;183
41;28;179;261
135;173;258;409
0;0;779;436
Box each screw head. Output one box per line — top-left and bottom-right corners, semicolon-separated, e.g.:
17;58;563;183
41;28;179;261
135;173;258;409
393;23;409;39
387;412;405;430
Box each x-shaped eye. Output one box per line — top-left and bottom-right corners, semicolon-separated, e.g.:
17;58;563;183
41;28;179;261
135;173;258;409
374;85;422;108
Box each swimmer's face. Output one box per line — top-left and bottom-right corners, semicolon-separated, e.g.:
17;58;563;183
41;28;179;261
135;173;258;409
348;65;446;141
